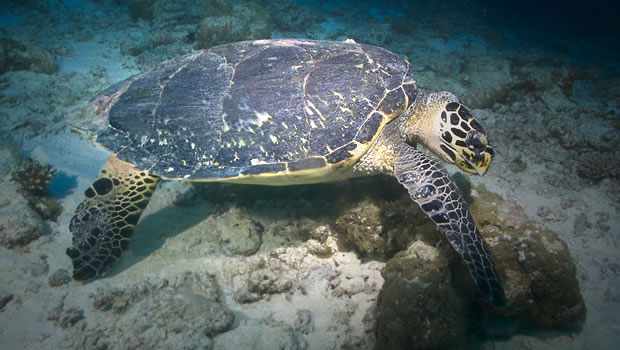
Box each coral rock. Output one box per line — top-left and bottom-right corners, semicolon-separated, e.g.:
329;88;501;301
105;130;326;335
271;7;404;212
260;0;316;32
374;184;586;347
576;150;620;182
196;1;273;49
375;241;464;350
81;272;233;348
127;0;154;21
470;186;586;329
333;193;437;258
10;158;57;195
0;183;46;248
0;38;58;75
214;207;263;256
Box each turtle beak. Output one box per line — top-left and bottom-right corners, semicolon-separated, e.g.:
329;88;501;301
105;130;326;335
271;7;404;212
454;146;493;175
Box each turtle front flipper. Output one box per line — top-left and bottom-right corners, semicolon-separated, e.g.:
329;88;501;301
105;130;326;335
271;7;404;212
394;148;506;307
66;154;160;280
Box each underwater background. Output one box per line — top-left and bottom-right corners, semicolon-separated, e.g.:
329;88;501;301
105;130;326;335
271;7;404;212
0;0;618;349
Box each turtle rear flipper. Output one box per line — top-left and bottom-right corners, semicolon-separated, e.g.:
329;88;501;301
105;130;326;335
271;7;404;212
394;148;506;307
66;155;159;280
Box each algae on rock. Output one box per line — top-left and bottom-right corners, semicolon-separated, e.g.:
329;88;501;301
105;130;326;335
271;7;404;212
375;241;465;350
373;184;586;348
196;1;273;49
0;38;58;75
470;185;586;330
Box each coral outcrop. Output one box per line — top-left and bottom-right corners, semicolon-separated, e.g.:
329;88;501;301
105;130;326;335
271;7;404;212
333;196;435;258
375;241;465;350
0;189;46;248
0;38;58;75
196;0;273;49
78;272;234;348
259;0;316;33
10;157;56;195
373;183;586;348
471;186;586;329
127;0;154;21
576;150;620;182
10;157;61;221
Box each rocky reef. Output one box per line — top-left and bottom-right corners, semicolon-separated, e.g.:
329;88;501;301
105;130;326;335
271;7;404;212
0;152;58;248
576;151;620;182
10;157;61;221
61;271;234;348
373;184;586;349
196;0;273;49
0;38;58;75
0;180;47;248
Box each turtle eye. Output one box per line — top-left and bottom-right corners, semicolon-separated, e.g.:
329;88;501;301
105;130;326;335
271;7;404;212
467;131;486;151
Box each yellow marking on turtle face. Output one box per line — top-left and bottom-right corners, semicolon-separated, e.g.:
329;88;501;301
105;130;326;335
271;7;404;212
239;138;246;147
165;167;174;172
282;122;288;129
159;138;168;146
354;63;364;69
333;91;344;99
310;120;318;128
269;135;279;144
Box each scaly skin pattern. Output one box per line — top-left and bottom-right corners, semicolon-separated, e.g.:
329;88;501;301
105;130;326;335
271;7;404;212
393;148;506;306
66;155;160;280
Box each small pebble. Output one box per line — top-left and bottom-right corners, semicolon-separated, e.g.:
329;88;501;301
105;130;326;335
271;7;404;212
49;269;72;287
560;199;574;209
0;293;14;309
537;206;550;217
573;213;588;237
30;257;50;277
294;309;313;334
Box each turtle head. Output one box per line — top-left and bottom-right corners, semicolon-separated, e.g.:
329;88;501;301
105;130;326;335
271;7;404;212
403;90;494;175
65;79;134;133
65;95;111;133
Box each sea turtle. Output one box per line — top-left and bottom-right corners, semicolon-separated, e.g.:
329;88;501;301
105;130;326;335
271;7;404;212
66;39;505;306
